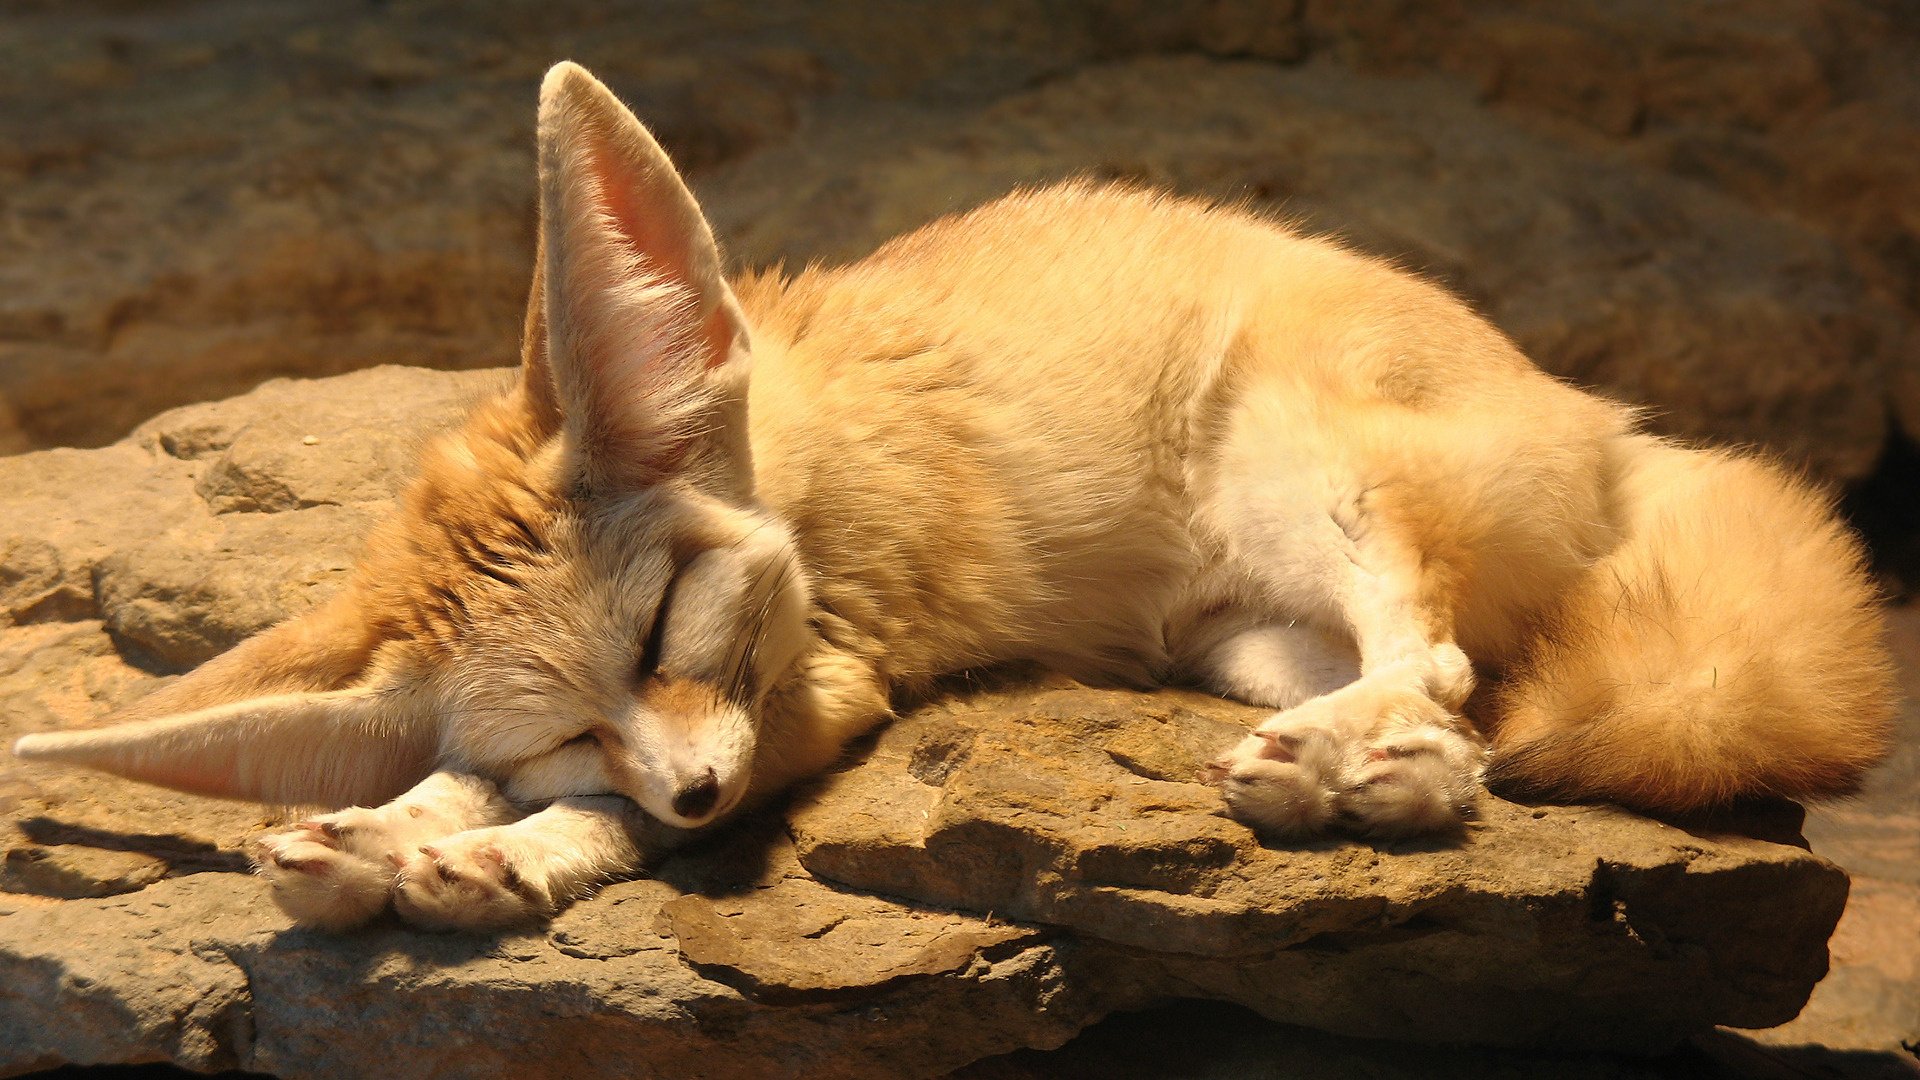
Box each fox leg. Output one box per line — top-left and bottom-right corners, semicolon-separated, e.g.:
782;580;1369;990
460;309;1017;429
389;644;890;932
1201;482;1483;837
251;771;522;929
1178;608;1361;710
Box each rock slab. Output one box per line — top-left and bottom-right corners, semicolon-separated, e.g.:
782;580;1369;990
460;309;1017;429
0;367;1855;1077
791;678;1849;1051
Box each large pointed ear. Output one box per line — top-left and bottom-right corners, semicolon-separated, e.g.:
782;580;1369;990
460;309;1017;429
536;60;753;499
11;592;440;807
13;684;439;808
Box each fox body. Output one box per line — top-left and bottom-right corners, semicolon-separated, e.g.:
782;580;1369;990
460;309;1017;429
14;63;1894;931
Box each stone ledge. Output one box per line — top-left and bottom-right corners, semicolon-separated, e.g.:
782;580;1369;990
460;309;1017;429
790;679;1848;1051
0;366;1852;1077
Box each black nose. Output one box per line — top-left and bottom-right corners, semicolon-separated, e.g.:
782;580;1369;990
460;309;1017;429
671;769;720;820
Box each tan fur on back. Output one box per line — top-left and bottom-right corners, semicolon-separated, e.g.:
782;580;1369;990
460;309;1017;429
737;184;1890;813
738;186;1607;680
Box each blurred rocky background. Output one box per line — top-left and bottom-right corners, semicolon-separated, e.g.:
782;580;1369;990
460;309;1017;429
4;3;1918;526
2;2;1917;1078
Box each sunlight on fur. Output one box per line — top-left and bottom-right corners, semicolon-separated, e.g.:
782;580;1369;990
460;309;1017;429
11;61;1895;931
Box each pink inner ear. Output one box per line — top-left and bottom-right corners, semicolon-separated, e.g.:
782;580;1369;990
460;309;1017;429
586;141;735;370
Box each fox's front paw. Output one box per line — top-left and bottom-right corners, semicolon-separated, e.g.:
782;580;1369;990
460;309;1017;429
392;829;556;932
251;811;403;930
1206;716;1346;836
249;775;517;930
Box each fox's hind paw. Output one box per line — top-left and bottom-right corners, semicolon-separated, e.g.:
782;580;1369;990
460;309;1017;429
1209;719;1345;836
1334;724;1486;838
1212;689;1486;840
251;819;397;930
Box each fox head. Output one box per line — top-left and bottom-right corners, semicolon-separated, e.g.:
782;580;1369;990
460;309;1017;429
12;62;814;830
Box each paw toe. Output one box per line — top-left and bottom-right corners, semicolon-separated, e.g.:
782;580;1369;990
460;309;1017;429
392;844;550;932
1218;758;1338;837
1338;765;1469;838
1334;729;1485;838
255;844;393;930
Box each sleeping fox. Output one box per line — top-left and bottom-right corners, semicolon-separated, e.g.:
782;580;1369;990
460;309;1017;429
13;62;1894;931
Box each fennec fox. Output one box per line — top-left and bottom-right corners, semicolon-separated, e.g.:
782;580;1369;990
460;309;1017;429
15;63;1894;931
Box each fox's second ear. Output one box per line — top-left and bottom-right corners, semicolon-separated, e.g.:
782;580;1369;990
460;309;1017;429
536;61;753;499
13;684;440;808
10;592;440;807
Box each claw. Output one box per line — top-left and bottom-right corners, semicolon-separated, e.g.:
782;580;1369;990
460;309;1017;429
497;859;526;895
293;819;341;844
1252;730;1300;763
274;853;331;874
417;845;461;884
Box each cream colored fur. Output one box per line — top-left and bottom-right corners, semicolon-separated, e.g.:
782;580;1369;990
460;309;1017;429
13;62;1895;931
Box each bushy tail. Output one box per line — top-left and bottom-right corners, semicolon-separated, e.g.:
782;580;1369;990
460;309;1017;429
1487;435;1896;814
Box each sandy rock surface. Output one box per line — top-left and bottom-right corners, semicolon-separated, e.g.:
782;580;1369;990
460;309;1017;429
791;677;1848;1051
2;1;1917;487
0;367;1859;1078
